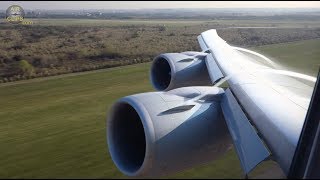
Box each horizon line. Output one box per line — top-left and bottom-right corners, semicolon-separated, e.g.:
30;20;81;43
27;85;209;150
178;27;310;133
1;7;320;11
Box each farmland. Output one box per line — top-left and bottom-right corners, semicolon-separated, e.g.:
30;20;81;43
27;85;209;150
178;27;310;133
0;38;319;178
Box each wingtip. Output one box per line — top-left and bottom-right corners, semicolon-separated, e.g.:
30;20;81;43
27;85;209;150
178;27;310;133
202;29;218;35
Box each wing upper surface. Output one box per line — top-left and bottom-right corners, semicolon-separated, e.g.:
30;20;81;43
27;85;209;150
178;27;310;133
198;29;315;174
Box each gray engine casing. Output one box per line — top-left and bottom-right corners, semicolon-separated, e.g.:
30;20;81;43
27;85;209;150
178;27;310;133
150;52;212;91
107;86;232;177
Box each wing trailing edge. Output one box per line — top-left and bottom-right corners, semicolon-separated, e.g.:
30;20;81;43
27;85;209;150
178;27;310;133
221;88;271;174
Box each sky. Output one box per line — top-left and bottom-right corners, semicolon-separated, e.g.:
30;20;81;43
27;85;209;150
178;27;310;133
1;1;320;10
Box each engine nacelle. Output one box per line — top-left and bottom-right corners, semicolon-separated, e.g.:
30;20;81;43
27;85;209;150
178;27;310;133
107;86;232;177
150;52;212;91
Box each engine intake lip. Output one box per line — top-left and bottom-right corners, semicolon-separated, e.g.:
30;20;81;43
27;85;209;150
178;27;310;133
107;96;156;177
150;54;176;91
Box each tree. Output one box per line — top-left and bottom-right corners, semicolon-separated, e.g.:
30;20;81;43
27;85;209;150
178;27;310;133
18;60;34;76
158;25;167;32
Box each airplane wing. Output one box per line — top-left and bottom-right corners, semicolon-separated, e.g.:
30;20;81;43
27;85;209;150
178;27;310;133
198;29;314;175
106;29;317;178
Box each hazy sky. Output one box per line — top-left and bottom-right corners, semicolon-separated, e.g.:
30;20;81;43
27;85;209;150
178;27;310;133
1;1;320;10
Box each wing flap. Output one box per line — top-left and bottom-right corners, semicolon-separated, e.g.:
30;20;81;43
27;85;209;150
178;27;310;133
205;53;224;84
197;35;208;50
221;88;271;174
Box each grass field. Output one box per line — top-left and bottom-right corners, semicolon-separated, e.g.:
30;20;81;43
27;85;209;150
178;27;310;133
0;39;319;178
252;38;320;76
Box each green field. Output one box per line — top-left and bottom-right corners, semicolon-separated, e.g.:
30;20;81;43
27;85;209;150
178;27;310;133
252;38;320;76
0;39;319;178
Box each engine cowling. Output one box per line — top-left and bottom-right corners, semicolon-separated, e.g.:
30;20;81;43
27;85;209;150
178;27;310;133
107;86;232;177
150;52;212;91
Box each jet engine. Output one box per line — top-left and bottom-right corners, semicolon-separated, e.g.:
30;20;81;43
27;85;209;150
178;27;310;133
107;86;232;177
150;52;212;91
